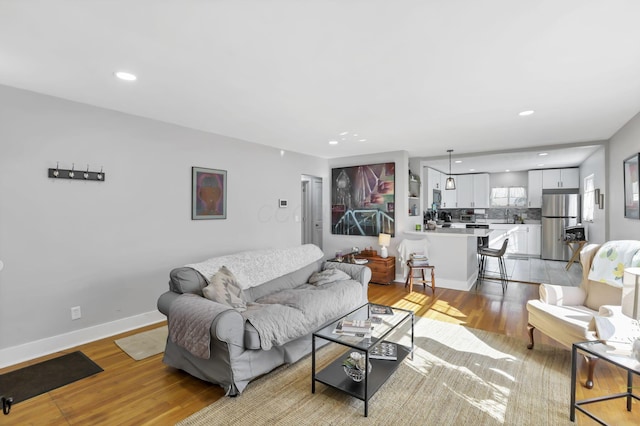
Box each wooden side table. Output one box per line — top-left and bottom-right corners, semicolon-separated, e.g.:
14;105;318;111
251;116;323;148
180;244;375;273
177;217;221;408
404;261;435;293
355;255;396;285
565;240;587;271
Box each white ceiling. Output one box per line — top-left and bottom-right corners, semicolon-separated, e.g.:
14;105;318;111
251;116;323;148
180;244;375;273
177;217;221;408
420;143;603;175
1;1;639;170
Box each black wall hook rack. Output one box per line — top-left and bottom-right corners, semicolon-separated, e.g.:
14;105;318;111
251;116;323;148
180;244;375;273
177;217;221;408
48;164;105;182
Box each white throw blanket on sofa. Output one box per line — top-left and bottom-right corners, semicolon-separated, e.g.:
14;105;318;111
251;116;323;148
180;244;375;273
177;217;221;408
186;244;324;290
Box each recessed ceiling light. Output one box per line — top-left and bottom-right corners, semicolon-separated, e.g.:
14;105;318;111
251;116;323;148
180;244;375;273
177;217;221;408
329;140;338;145
339;131;349;136
353;133;358;137
505;169;510;172
114;71;137;81
469;168;475;172
519;110;534;116
359;139;367;142
455;160;462;164
538;152;548;156
537;163;545;167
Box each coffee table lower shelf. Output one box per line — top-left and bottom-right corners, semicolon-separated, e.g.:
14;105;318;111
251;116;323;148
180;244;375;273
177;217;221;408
313;345;411;416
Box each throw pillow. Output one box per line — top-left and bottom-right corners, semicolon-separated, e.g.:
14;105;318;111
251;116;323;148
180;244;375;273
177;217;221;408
308;268;351;286
202;266;247;311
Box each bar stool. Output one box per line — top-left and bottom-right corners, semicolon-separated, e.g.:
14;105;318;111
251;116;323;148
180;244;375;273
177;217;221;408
477;238;509;293
404;261;435;293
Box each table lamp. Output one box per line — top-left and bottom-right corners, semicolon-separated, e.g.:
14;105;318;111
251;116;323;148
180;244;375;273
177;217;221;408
622;267;640;320
378;233;391;258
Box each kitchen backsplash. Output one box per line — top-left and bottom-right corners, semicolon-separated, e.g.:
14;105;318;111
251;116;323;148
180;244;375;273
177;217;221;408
437;208;542;221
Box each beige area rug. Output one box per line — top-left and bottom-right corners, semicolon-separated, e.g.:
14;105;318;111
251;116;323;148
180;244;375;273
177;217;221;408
114;326;167;360
177;318;573;425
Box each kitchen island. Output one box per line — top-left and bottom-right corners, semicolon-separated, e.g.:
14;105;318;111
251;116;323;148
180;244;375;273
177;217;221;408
403;227;491;291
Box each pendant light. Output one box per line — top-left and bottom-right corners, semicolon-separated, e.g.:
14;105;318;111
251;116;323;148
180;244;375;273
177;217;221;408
445;149;456;190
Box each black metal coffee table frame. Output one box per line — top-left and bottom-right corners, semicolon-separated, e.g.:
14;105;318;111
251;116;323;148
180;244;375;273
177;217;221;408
571;341;640;424
311;303;414;417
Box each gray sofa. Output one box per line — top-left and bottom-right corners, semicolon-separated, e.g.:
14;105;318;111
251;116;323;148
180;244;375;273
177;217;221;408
157;245;371;396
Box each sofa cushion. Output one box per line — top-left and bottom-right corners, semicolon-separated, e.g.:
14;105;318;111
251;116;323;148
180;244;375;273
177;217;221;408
308;268;351;286
243;261;320;303
526;300;597;348
584;280;623;311
203;266;247;311
169;267;208;295
242;279;364;350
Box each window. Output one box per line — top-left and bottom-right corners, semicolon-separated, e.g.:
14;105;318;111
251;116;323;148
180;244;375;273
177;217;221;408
490;187;527;207
583;174;594;222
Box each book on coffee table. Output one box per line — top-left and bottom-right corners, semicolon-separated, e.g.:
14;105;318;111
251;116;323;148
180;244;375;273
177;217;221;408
332;321;372;338
369;342;397;360
369;304;393;315
340;319;373;333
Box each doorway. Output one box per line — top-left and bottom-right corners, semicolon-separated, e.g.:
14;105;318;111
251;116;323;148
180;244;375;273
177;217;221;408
301;175;323;249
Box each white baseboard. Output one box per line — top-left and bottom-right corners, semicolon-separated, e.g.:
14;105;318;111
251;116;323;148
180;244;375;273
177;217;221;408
0;310;166;369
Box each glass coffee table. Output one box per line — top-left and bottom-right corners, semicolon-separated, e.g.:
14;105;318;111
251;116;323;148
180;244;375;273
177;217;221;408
571;340;640;424
311;303;414;417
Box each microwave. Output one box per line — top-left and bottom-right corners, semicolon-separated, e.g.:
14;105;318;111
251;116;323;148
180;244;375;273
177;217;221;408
460;214;476;223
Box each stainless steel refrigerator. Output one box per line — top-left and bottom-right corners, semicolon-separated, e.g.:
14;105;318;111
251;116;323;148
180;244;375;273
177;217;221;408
541;193;580;261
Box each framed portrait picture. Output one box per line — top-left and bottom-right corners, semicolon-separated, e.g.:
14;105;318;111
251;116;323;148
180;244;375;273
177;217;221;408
624;153;639;219
192;167;227;220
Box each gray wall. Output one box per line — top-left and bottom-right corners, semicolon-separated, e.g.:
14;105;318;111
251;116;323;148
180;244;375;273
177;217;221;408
579;145;607;244
0;85;326;355
609;111;640;240
490;171;528;187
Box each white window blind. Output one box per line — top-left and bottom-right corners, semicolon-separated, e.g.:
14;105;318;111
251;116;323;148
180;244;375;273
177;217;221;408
583;174;594;222
490;187;527;207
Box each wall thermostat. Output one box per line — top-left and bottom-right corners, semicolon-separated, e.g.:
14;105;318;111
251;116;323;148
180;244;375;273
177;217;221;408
279;199;288;208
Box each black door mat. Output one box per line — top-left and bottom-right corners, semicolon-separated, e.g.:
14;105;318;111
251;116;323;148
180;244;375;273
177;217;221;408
0;351;103;404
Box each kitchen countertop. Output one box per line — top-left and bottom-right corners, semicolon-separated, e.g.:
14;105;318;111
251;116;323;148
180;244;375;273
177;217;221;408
446;220;541;225
406;228;492;237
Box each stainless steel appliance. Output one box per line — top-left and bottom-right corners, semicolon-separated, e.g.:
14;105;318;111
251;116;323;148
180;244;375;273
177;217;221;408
541;193;580;261
460;214;476;223
432;189;442;209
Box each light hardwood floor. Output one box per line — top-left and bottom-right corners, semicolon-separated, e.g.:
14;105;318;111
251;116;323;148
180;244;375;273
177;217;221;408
1;280;636;425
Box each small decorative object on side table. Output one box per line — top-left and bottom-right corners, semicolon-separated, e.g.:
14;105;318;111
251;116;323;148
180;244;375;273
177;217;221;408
342;352;372;382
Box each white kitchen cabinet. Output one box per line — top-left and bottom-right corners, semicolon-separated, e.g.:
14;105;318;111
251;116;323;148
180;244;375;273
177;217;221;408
428;168;442;190
456;174;474;208
473;174;490;208
560;168;580;188
542;168;580;189
508;226;528;255
490;224;525;254
489;223;540;255
526;224;541;256
528;170;543;208
441;184;457;208
456;174;490;208
425;167;443;208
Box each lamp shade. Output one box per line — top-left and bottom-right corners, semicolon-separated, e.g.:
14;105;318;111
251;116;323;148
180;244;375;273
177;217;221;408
622;267;640;320
445;177;456;190
378;233;391;247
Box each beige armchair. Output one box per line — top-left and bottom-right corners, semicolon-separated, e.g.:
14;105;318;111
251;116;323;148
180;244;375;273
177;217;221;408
526;243;623;389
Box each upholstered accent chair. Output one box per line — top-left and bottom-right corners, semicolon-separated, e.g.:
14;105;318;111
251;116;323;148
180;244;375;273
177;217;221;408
526;243;623;389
